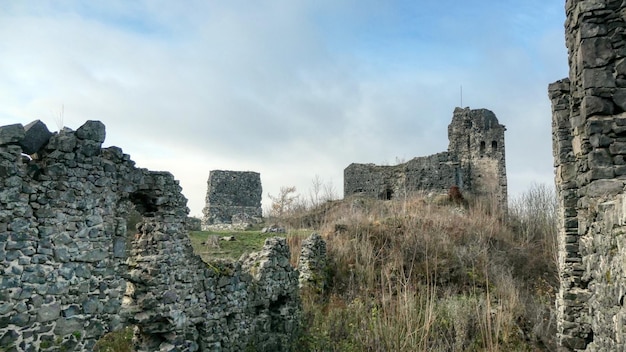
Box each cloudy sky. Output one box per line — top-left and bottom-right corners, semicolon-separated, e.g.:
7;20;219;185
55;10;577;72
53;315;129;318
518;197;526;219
0;1;567;216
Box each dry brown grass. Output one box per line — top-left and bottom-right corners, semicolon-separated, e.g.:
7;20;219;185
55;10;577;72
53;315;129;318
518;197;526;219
291;187;557;351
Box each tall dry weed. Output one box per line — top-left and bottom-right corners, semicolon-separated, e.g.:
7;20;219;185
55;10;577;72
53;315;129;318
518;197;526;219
293;186;557;351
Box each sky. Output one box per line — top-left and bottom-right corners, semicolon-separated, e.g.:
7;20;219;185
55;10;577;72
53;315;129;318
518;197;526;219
0;1;568;217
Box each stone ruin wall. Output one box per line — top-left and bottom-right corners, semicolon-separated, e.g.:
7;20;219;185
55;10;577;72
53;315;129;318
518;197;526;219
0;120;318;351
201;170;262;230
344;107;507;206
551;0;626;350
344;152;461;200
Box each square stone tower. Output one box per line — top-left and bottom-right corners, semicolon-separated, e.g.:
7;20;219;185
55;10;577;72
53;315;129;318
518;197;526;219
201;170;262;230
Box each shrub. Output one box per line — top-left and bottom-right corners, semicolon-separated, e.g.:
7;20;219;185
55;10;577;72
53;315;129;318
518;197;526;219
93;326;134;352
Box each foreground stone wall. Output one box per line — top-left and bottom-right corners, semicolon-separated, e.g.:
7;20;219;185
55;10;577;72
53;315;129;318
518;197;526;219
202;170;262;230
551;0;626;350
344;107;507;206
0;121;301;351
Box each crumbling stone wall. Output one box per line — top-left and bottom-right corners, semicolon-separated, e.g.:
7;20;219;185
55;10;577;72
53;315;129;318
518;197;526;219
297;233;327;294
344;107;507;206
551;0;626;350
202;170;262;230
0;120;300;351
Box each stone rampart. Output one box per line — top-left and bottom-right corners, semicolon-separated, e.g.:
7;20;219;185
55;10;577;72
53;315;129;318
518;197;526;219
551;0;626;350
0;120;301;351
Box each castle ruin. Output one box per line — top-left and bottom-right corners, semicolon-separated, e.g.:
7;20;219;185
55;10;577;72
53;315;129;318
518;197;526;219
551;0;626;350
344;107;508;206
201;170;262;230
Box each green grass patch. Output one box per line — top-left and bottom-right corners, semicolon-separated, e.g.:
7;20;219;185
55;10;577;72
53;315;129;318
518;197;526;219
189;230;274;261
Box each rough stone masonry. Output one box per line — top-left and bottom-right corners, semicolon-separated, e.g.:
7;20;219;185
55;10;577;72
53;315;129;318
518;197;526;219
344;107;508;208
201;170;262;230
550;0;626;350
0;120;306;351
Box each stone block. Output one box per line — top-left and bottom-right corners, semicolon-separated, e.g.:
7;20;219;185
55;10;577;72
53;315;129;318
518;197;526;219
19;120;52;155
113;237;126;258
76;248;107;262
588;149;612;168
582;67;616;89
614;165;626;176
580;22;608;39
613;89;626;112
572;135;585;156
0;124;24;146
582;95;614;117
54;317;84;335
75;120;106;143
587;116;614;134
590;133;612;147
37;303;61;322
616;58;626;77
587;167;615;180
577;0;606;13
579;37;614;68
78;139;102;157
610;141;626;154
561;336;589;350
586;179;625;197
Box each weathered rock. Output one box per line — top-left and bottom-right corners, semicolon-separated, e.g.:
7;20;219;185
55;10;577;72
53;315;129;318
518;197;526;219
75;120;106;143
19;120;52;154
262;224;286;234
37;303;61;322
0;123;24;145
582;96;614;117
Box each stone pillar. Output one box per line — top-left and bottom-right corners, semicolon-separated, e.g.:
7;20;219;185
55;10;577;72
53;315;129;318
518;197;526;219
297;233;328;294
551;0;626;350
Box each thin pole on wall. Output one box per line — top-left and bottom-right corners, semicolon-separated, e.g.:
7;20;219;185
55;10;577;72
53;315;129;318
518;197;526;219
460;85;463;107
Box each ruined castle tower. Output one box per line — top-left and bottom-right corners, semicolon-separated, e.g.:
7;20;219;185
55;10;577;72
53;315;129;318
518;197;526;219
448;107;508;207
344;107;507;206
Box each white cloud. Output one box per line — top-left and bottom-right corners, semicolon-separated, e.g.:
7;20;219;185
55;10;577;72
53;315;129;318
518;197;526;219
0;1;568;215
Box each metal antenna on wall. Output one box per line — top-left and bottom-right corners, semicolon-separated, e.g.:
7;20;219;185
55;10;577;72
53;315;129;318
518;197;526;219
460;85;463;107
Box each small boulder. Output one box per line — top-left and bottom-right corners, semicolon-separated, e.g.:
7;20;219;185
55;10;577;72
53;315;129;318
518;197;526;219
261;224;286;234
76;120;106;143
0;124;25;145
19;120;52;154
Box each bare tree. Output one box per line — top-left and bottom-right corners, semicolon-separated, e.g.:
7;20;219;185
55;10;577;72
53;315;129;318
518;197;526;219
322;179;337;202
268;186;299;217
309;175;323;207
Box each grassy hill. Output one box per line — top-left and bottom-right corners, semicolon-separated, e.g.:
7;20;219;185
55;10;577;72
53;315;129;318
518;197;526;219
287;190;556;351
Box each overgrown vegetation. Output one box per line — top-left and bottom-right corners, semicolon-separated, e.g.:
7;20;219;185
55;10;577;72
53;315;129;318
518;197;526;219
283;183;558;351
93;326;134;352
